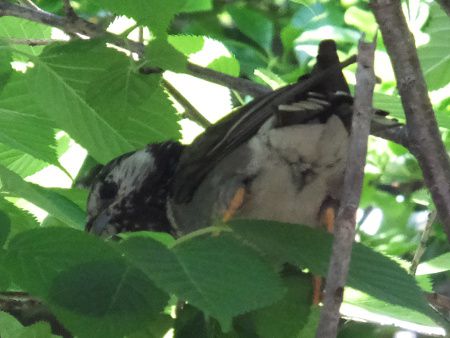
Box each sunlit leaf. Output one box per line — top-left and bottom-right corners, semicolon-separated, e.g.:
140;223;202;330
0;17;51;60
0;165;85;229
416;252;450;275
93;0;182;35
418;3;450;90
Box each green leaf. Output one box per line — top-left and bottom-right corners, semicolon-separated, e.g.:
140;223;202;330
0;17;51;60
0;165;85;229
5;227;169;338
0;45;12;94
0;72;58;166
179;0;212;13
372;91;404;120
18;322;55;338
280;25;301;57
146;38;188;73
168;35;205;56
0;108;57;165
120;233;285;330
28;41;136;163
254;68;286;89
238;272;312;338
0;210;11;247
127;314;173;338
87;67;180;145
230;220;436;324
418;3;450;90
207;56;240;77
344;288;438;327
93;0;182;35
344;7;377;36
291;2;345;30
227;5;274;52
0;311;26;338
50;259;168;338
222;39;267;76
118;230;176;247
0;144;48;178
416;252;450;275
298;305;321;337
0;260;11;290
48;187;88;211
0;197;39;238
0;311;57;338
0;72;49;117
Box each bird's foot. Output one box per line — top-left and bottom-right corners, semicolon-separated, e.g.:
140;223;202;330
313;204;337;304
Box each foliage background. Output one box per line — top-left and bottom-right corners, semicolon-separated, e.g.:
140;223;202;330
0;0;449;337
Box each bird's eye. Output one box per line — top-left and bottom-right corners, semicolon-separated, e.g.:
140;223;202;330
99;182;118;199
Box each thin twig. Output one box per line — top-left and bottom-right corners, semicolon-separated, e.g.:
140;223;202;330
187;63;271;98
315;37;377;338
6;38;64;46
371;0;450;244
19;0;41;11
372;125;409;149
410;209;437;275
163;79;212;128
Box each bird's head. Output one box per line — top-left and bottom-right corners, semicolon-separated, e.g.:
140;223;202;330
86;141;184;238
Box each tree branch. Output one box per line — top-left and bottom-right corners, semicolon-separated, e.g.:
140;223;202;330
371;0;450;244
0;1;101;36
0;292;72;337
372;124;409;149
6;38;64;46
186;63;271;97
163;79;212;128
315;37;377;338
410;209;436;275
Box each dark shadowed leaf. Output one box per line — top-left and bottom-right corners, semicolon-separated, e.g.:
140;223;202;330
227;5;274;52
229;220;438;325
5;227;168;338
120;232;285;330
0;211;10;247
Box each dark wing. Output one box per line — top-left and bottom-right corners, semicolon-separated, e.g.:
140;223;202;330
172;40;355;203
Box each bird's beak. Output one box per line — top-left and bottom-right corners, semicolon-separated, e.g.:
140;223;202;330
86;209;118;238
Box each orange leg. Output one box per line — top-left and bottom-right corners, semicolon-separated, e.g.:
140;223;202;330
313;276;323;305
312;206;336;304
222;187;246;222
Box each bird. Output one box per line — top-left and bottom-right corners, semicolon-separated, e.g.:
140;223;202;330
86;40;354;238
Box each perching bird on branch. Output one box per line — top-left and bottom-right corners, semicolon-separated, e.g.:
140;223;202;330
86;40;355;238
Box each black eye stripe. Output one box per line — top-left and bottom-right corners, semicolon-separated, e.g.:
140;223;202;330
99;181;118;199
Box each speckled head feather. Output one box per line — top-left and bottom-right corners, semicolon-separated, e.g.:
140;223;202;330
86;141;183;237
